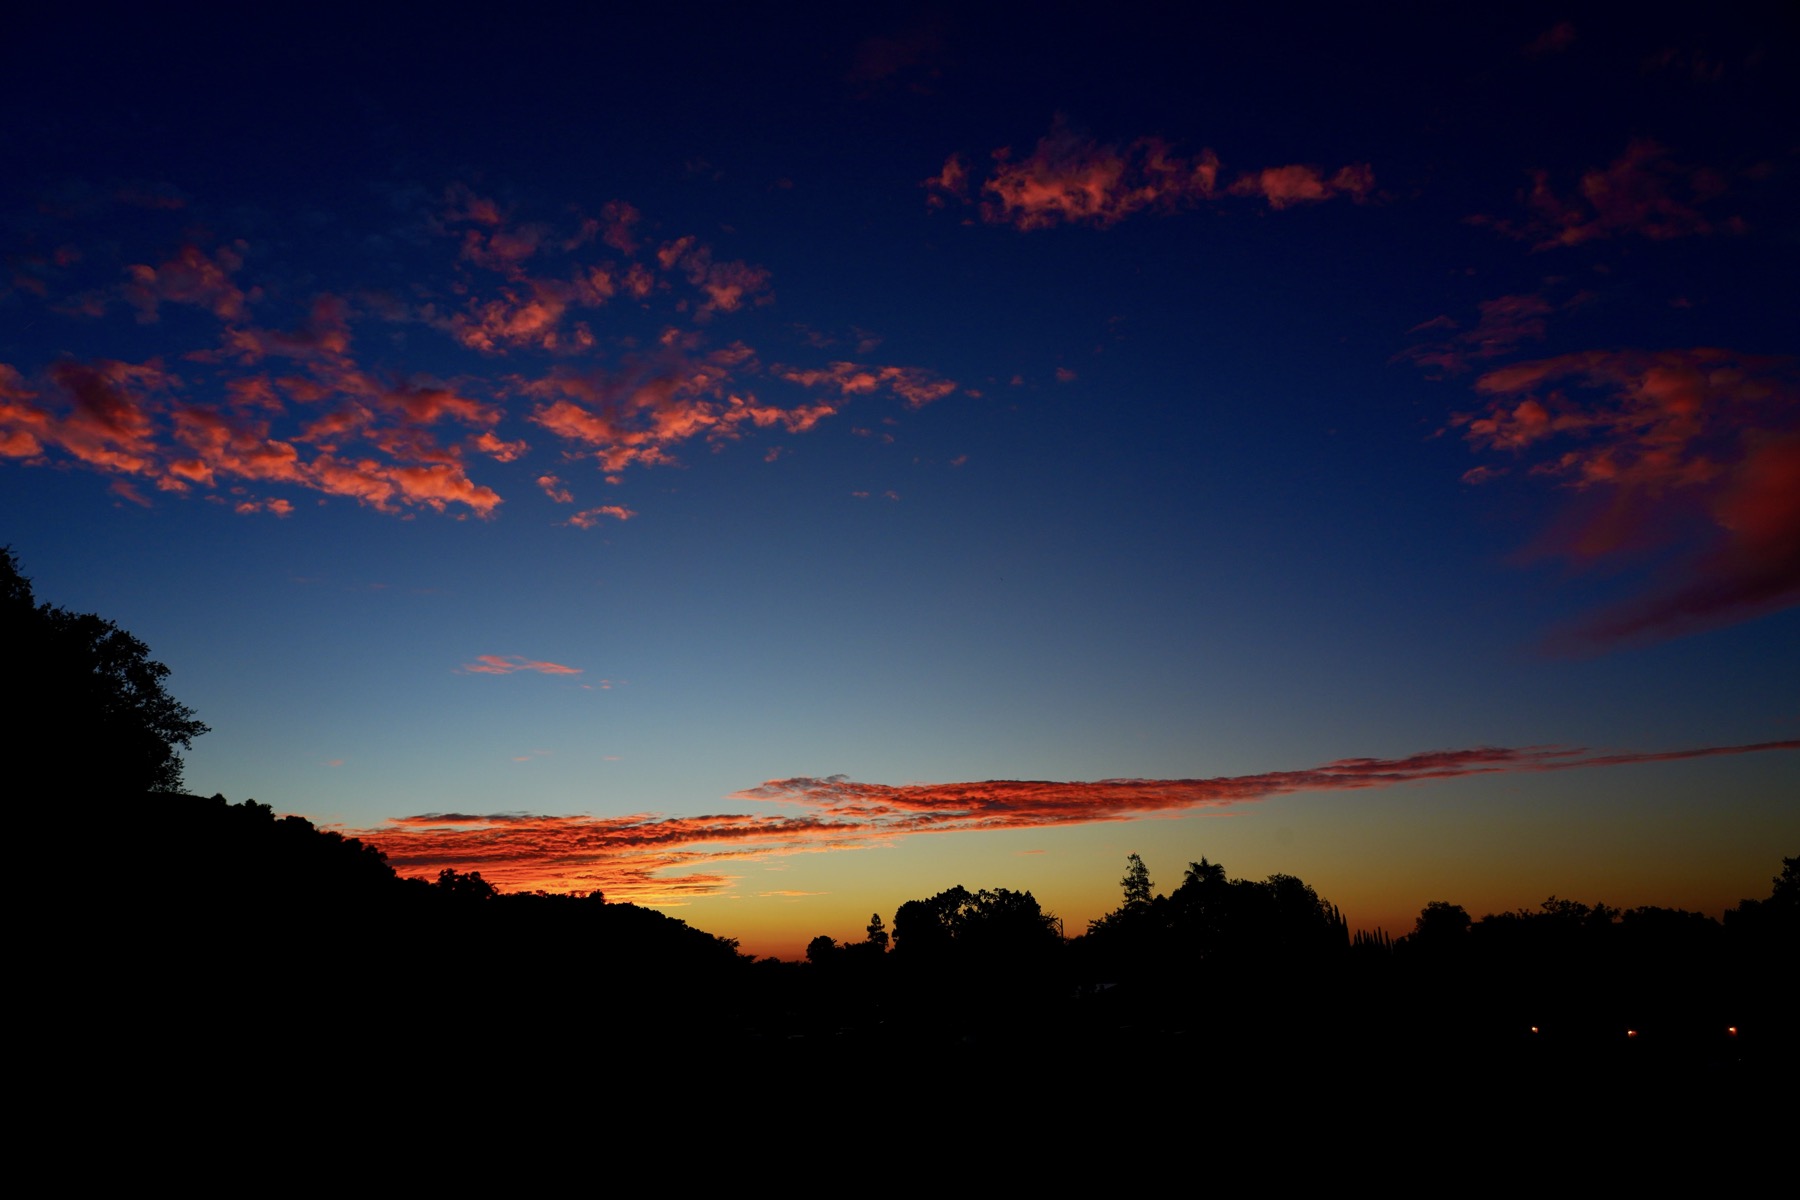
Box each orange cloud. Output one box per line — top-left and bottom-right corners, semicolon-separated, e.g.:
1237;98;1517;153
36;359;172;474
7;186;961;523
472;430;528;461
461;655;584;676
983;126;1219;229
525;344;857;474
392;463;503;516
1457;347;1799;641
0;364;48;457
776;361;956;408
354;739;1798;900
654;237;774;318
449;282;574;352
938;120;1371;229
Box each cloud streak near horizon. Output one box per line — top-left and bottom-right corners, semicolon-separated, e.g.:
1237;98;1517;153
351;739;1799;902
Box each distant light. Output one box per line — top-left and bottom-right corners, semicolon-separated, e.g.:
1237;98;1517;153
1626;1029;1639;1038
1529;1026;1540;1034
1727;1026;1738;1037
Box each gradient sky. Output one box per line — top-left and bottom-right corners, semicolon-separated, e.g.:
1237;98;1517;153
4;5;1795;958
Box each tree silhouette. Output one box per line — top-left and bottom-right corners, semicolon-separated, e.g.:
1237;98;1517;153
1120;853;1154;908
4;547;208;792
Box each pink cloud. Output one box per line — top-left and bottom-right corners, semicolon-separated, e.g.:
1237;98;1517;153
353;738;1798;899
461;655;584;676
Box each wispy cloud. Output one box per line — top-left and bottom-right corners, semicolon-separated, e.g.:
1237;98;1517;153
354;739;1798;900
1456;347;1800;643
460;655;583;676
776;361;958;408
565;505;636;527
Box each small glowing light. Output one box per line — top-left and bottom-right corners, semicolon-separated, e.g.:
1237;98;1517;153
1727;1026;1738;1037
1529;1026;1540;1034
1626;1029;1639;1038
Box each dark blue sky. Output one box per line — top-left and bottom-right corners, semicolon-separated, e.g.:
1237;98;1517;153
4;4;1795;955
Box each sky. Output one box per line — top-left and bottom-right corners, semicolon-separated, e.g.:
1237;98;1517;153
4;4;1796;958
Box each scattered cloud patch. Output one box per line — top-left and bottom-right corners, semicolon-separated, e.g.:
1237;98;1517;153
933;119;1374;229
1;183;961;521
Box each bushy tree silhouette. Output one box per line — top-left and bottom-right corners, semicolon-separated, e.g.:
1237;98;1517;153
3;547;208;791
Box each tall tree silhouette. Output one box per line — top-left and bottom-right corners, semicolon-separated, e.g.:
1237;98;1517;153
3;547;208;792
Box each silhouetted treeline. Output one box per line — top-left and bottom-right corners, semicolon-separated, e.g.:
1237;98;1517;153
69;791;1794;1122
